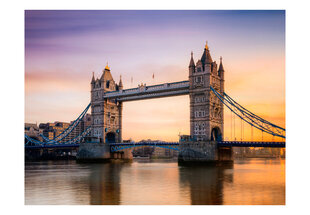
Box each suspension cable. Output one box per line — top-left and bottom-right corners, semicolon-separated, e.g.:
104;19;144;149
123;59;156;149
240;118;242;141
25;103;91;146
242;119;244;141
251;125;253;142
40;103;90;143
231;110;232;141
233;113;236;140
243;120;245;141
210;86;285;138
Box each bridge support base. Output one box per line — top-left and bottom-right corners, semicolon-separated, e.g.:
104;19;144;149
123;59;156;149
77;142;133;162
178;141;233;164
110;149;133;162
25;148;78;161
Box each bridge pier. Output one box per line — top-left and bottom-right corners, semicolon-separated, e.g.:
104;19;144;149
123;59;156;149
76;142;133;162
178;141;233;164
110;149;133;161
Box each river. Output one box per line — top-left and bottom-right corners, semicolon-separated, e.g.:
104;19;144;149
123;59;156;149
25;158;285;205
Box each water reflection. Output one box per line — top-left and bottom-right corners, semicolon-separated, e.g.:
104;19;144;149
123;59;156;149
87;163;123;205
25;160;91;205
25;159;285;205
179;163;233;205
223;159;285;205
119;160;190;204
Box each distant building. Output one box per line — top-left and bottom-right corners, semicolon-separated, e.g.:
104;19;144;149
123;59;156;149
69;113;92;141
34;113;92;144
132;139;178;158
132;146;154;157
38;122;70;143
152;147;178;158
25;123;42;142
233;147;285;158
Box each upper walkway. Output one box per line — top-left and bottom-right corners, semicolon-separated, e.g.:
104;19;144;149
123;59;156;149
103;80;189;101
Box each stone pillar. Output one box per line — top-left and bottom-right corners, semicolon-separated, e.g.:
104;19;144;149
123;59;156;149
189;94;195;137
77;142;111;162
178;141;233;164
118;102;123;143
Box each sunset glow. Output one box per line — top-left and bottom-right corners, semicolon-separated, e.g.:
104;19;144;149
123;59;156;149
25;10;285;141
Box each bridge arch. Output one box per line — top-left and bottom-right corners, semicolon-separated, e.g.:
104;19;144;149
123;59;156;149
106;132;116;143
211;127;222;141
110;143;179;152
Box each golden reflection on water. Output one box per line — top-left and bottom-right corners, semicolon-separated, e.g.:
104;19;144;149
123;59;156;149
223;159;285;205
120;161;191;204
25;158;285;205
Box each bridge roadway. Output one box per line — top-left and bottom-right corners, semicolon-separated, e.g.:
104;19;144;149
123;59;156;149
103;80;190;101
25;144;80;149
25;141;285;150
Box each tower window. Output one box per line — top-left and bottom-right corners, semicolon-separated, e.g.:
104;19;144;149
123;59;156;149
195;76;202;83
106;81;110;88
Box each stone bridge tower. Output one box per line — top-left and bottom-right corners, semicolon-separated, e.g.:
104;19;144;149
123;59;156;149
90;64;123;143
189;42;225;141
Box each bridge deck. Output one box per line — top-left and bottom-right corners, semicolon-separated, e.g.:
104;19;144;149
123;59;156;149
25;144;80;149
218;141;285;148
111;141;285;148
25;141;285;150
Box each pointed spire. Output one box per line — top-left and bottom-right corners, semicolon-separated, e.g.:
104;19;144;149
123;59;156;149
91;72;95;83
218;56;224;71
189;51;195;67
119;75;123;89
105;62;110;71
201;41;213;65
205;41;209;50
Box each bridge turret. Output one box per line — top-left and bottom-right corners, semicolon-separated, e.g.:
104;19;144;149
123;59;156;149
189;51;195;75
218;57;224;75
118;75;123;90
100;63;109;85
91;72;95;89
100;63;117;91
201;41;213;70
218;56;225;94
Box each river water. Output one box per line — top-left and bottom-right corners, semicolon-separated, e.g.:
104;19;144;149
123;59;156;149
25;158;285;205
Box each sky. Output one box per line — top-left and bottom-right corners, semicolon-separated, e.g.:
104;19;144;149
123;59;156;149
25;10;285;141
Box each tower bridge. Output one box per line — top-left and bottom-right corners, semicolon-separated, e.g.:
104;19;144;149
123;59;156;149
25;42;285;163
89;42;226;145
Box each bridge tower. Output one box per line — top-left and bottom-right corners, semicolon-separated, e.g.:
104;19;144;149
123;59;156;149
189;42;224;141
179;42;231;163
90;64;122;143
77;65;131;161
